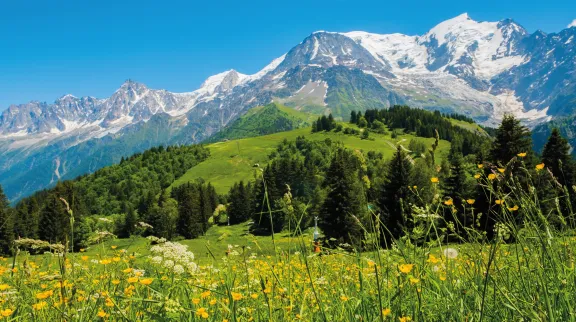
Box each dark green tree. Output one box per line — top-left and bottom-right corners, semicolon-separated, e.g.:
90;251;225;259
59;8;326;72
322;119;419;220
319;148;368;247
490;114;534;166
39;193;69;244
541;128;574;187
350;111;358;124
378;145;412;246
176;187;204;239
0;186;14;255
119;204;139;238
229;181;252;225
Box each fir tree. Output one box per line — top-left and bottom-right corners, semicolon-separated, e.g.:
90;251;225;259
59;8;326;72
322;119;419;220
378;145;412;246
350;111;358;124
39;193;69;244
490;114;534;165
541;128;574;187
119;204;138;238
229;181;252;225
540;128;575;224
319;148;368;247
176;187;203;239
0;186;14;255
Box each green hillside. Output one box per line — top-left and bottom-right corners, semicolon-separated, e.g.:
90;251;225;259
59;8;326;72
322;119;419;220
206;102;316;143
171;125;450;194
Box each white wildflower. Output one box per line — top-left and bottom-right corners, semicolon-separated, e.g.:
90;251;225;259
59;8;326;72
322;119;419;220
443;248;459;259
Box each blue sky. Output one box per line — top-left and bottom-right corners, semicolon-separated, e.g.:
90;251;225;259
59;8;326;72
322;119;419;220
1;0;575;109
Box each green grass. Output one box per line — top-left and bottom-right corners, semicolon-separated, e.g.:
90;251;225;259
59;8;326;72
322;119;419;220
171;126;450;194
449;118;489;136
80;222;314;266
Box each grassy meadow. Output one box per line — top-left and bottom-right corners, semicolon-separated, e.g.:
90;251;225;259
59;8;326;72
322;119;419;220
171;127;450;194
3;162;576;321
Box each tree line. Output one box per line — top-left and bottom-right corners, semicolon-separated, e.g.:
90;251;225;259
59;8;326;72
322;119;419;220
1;106;574;254
0;145;214;253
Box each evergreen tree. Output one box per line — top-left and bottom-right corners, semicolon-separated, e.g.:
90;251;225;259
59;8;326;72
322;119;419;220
229;181;252;225
328;114;335;130
541;128;574;187
540;128;576;224
39;193;69;244
176;187;203;239
490;114;534;165
378;145;412;246
350;111;358;124
119;204;139;238
0;186;14;255
319;148;368;247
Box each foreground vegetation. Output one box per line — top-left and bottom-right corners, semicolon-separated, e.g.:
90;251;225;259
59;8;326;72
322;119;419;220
2;106;576;320
2;164;576;320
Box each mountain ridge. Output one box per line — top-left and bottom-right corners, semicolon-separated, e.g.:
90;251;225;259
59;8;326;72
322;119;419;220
2;13;576;200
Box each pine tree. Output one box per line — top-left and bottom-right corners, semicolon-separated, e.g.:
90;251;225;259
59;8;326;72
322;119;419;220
490;114;534;166
229;181;252;225
319;148;368;247
540;128;575;224
0;186;14;255
378;145;412;246
350;111;358;124
542;128;574;187
177;187;203;239
119;204;139;238
328;114;335;130
39;193;69;244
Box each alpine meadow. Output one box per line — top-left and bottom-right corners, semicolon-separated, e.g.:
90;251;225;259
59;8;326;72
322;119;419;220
2;5;576;321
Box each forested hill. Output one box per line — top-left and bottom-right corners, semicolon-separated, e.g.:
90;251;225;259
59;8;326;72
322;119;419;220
206;102;315;143
8;145;210;249
1;105;495;254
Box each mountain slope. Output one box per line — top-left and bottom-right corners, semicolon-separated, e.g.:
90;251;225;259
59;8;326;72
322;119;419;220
170;125;451;195
2;13;576;200
206;103;315;142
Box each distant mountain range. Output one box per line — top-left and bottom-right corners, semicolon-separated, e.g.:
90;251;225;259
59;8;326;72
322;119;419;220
2;13;576;200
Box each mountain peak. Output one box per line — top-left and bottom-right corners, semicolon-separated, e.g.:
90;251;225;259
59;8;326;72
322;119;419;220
199;70;248;96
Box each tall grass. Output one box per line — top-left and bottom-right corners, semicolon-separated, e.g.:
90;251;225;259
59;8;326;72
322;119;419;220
1;160;576;321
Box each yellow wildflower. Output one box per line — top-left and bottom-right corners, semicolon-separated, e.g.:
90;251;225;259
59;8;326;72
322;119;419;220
517;152;527;157
32;301;47;311
97;309;107;318
466;199;475;205
488;173;496;180
536;163;545;170
430;177;439;183
382;308;391;316
139;278;153;285
196;307;209;319
231;292;243;301
1;309;13;317
398;264;414;274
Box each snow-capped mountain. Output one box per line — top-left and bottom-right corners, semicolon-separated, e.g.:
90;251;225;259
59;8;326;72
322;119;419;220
2;13;576;200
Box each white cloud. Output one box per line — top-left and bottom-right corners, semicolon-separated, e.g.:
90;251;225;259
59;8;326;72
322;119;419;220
568;19;576;28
